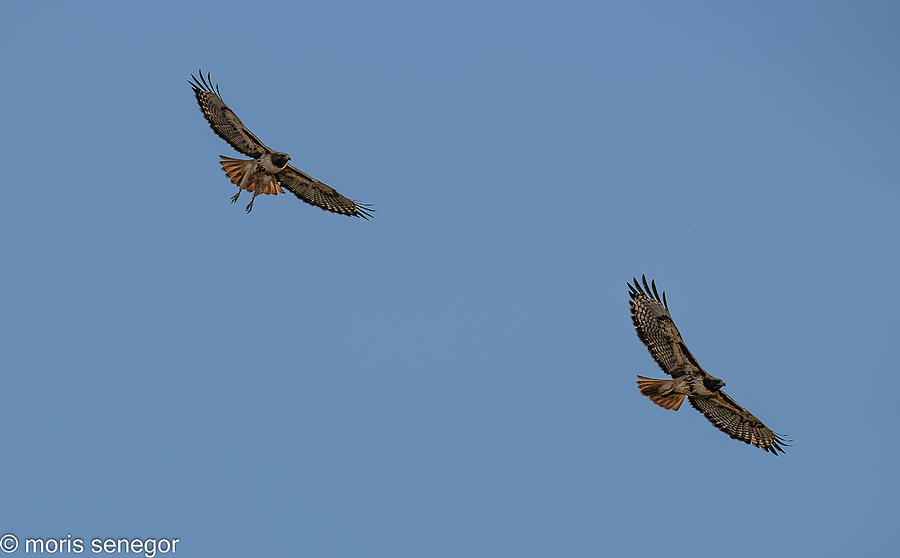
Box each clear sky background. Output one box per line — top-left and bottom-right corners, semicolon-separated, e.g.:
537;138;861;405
1;1;898;556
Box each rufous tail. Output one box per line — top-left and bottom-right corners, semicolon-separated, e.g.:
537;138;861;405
219;156;251;185
636;375;686;411
218;156;284;195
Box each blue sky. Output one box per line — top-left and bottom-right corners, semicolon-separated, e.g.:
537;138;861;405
1;1;898;556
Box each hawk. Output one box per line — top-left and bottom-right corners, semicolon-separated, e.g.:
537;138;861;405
189;71;373;217
628;275;789;454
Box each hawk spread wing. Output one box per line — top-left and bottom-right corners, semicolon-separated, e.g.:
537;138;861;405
189;70;373;218
689;392;789;455
278;164;374;219
190;72;271;158
628;275;703;378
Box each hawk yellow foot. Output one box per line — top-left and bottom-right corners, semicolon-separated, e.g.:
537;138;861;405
230;189;241;204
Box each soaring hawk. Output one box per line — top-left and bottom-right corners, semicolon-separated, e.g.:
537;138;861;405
189;71;373;217
628;275;788;454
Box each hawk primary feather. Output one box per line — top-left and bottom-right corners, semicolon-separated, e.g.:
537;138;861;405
189;70;373;217
628;275;789;454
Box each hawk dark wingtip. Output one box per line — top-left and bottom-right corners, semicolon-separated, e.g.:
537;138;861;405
631;275;668;307
766;438;788;455
204;70;222;97
188;74;203;92
768;433;792;455
650;278;662;303
353;202;375;220
629;276;643;296
189;69;221;97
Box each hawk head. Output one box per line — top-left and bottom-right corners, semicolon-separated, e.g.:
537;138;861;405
271;152;291;169
703;377;725;391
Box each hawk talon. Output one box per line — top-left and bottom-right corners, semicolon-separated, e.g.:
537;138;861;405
245;192;259;213
230;190;241;204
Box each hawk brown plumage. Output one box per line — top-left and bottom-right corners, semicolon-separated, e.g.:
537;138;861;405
628;275;789;454
189;71;373;217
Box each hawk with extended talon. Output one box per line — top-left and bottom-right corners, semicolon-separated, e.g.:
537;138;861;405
189;70;373;217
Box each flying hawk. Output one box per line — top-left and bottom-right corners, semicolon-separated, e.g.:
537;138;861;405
628;275;789;454
189;71;373;217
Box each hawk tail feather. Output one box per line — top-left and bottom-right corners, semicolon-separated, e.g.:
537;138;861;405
219;156;251;185
219;156;283;195
636;376;686;411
